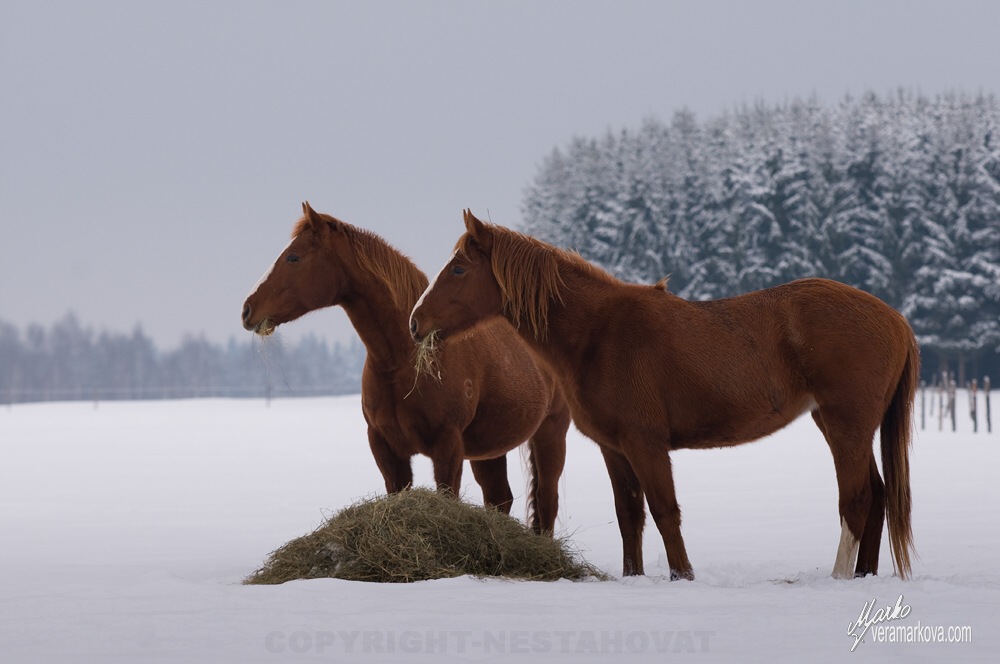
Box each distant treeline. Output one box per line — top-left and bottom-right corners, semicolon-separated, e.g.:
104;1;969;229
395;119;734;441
523;91;1000;383
0;314;365;404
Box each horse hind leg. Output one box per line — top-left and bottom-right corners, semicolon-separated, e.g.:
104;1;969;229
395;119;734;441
811;410;875;579
469;457;514;515
855;458;885;576
525;402;570;534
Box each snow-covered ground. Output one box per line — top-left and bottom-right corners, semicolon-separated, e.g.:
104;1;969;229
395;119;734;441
1;391;996;662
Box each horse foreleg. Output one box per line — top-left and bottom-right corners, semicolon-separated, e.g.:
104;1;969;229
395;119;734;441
367;428;413;493
619;443;694;581
470;457;514;514
599;446;646;576
431;430;464;497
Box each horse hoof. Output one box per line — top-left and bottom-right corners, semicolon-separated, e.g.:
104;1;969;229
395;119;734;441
670;569;695;581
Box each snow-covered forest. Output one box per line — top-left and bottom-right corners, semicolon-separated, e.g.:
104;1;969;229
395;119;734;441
0;314;365;404
5;94;998;402
522;92;1000;382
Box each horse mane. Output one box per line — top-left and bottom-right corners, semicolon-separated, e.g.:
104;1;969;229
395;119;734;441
460;224;618;339
293;215;429;313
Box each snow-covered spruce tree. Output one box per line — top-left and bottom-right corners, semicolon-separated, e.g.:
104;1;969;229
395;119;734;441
901;94;1000;381
521;92;1000;381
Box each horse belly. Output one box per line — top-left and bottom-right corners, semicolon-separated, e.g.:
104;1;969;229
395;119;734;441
671;392;817;450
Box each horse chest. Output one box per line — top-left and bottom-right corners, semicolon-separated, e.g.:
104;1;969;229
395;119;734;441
562;389;625;450
364;386;472;457
362;393;420;454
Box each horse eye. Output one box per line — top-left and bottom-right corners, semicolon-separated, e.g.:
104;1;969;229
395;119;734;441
451;265;465;276
286;254;300;263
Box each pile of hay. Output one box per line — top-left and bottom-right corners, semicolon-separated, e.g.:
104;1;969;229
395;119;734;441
245;488;607;584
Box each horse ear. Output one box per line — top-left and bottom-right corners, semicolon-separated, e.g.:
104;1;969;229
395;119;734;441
302;201;320;228
302;201;338;234
463;209;492;251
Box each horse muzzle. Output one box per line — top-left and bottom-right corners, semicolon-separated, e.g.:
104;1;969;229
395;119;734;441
409;317;422;342
410;316;441;343
242;301;275;336
241;302;254;330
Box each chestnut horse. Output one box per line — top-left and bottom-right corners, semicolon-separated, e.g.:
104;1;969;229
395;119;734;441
410;210;919;580
242;203;570;532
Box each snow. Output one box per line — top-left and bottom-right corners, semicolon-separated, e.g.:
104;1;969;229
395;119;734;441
1;392;997;662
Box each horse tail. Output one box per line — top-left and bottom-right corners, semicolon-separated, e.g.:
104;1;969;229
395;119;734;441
523;442;541;533
881;330;919;579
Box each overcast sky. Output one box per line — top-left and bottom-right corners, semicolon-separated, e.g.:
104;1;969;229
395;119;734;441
2;0;998;350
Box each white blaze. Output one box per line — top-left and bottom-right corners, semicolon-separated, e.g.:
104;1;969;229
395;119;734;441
247;241;292;299
411;249;457;322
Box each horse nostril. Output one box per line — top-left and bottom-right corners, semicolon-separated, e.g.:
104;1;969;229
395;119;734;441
242;302;252;325
409;317;420;340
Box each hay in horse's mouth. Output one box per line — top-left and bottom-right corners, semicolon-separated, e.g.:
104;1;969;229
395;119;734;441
413;329;442;383
254;319;276;336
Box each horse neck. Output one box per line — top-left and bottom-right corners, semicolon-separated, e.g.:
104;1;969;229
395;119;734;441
337;248;424;374
512;263;619;382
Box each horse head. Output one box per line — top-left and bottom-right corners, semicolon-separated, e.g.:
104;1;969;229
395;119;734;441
409;210;503;343
242;202;353;336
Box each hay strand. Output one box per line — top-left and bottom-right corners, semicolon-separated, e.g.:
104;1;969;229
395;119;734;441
413;329;442;381
407;330;442;397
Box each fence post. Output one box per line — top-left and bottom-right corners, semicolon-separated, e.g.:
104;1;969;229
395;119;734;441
969;379;978;433
986;376;992;434
938;373;945;431
920;381;926;431
949;375;957;433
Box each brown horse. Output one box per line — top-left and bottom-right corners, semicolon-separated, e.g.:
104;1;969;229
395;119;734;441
410;210;919;580
242;203;570;532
